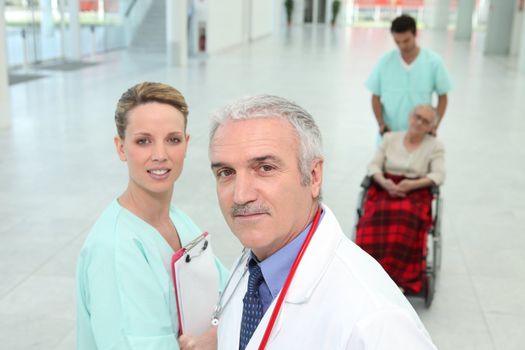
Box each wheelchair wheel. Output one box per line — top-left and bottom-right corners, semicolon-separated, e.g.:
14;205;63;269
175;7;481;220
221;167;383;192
424;272;435;308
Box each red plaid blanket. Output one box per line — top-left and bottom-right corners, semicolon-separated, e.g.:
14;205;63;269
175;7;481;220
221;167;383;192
355;174;433;293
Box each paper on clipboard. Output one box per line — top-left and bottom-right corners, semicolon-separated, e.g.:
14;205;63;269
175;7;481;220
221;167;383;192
171;232;219;336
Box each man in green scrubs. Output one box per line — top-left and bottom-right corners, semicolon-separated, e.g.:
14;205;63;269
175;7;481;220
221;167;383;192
366;14;452;135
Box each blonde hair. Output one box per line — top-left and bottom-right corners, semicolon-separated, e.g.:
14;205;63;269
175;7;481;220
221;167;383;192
115;82;189;138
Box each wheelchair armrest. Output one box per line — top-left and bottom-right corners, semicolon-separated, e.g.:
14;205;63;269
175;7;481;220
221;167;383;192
360;176;372;189
430;184;442;231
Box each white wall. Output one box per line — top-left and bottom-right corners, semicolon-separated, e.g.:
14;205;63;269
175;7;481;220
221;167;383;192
207;0;274;53
251;0;273;39
207;0;244;53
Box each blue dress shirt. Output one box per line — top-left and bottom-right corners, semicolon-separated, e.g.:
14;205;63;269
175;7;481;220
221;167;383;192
251;210;324;313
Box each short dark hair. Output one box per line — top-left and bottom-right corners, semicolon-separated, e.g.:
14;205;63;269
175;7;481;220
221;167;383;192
391;14;417;35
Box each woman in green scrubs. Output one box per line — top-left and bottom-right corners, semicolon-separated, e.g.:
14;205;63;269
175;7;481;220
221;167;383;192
76;82;228;350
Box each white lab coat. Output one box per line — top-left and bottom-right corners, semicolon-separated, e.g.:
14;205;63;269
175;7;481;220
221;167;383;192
217;204;437;350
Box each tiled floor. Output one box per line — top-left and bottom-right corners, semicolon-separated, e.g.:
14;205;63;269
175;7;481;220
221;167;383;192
1;25;524;349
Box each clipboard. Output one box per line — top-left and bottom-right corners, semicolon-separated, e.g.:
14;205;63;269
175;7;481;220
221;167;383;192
171;232;220;336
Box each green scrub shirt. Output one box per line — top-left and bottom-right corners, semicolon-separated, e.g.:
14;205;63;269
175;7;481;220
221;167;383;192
366;48;452;131
76;200;229;350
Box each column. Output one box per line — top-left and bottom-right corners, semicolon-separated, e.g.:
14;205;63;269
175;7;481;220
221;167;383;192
294;0;305;25
68;0;82;60
519;4;525;72
58;0;67;59
0;0;10;128
455;0;475;40
312;0;319;24
340;0;349;26
273;0;282;29
510;1;523;55
40;0;54;36
424;0;451;30
473;0;490;27
484;0;515;55
243;0;252;43
166;0;188;66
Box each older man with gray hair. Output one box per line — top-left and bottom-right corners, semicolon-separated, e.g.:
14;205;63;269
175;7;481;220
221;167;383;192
207;95;437;350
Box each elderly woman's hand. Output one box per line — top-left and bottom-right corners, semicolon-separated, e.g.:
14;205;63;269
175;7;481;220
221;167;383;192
381;178;406;198
179;326;217;350
397;180;415;194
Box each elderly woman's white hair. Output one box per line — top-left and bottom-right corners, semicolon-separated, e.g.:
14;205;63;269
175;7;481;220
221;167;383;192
209;94;323;186
411;104;440;127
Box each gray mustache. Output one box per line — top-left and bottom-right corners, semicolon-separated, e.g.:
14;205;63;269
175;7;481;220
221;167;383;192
231;204;270;216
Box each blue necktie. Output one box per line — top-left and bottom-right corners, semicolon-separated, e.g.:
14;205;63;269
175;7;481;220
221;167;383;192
239;259;265;350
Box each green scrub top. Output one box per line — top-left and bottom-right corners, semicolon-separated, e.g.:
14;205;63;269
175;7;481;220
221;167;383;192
76;200;229;350
366;48;452;131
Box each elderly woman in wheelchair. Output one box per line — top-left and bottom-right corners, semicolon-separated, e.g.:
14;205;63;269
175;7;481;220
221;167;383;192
355;104;445;303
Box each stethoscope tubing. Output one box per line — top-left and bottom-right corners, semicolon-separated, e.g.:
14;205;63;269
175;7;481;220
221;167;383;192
211;207;322;350
211;248;250;326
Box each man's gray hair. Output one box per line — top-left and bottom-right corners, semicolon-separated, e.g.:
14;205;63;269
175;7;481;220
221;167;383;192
209;94;323;185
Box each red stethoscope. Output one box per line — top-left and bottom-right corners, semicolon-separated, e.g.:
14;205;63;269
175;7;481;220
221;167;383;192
211;207;322;350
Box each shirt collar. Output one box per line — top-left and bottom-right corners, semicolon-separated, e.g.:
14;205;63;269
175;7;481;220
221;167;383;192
251;209;325;299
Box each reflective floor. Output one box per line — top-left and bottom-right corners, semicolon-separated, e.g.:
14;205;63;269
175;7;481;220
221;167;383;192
1;25;524;350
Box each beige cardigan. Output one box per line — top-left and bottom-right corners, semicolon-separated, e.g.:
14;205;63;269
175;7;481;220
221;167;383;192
367;131;445;185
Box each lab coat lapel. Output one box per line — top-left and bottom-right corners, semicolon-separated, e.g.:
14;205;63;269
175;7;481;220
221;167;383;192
220;253;250;349
285;204;342;303
249;204;343;348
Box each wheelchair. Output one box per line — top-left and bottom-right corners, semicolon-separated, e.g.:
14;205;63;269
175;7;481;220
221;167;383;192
353;176;443;307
